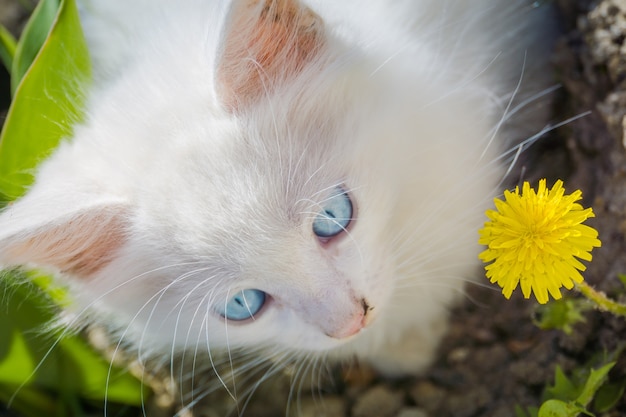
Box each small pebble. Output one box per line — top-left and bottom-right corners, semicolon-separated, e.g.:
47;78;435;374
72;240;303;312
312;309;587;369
445;385;491;417
447;347;470;363
295;395;345;417
351;385;403;417
396;407;428;417
409;381;445;412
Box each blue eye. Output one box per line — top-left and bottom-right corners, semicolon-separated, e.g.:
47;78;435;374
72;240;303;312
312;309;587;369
218;289;266;321
312;186;353;238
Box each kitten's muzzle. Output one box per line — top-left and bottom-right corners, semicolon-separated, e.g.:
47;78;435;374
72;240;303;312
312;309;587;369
324;297;372;339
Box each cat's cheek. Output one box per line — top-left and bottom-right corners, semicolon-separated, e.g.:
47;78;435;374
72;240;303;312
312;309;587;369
233;291;368;351
268;316;360;351
204;307;339;352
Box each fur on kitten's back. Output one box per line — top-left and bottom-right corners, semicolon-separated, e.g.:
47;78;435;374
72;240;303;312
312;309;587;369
0;0;554;377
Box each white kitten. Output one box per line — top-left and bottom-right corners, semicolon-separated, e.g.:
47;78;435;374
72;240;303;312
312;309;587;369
0;0;553;383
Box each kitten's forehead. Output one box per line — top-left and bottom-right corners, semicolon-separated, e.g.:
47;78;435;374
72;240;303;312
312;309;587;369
128;42;376;259
147;102;353;253
210;72;361;198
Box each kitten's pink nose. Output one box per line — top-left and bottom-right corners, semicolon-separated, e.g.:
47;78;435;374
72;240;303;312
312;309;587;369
326;298;371;339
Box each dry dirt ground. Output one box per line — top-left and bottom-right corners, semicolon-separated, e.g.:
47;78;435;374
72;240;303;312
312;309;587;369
1;1;625;417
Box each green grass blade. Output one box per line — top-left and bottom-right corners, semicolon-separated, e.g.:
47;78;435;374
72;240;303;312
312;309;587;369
0;25;17;71
10;0;60;94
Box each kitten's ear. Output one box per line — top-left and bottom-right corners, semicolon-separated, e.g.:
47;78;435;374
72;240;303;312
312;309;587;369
216;0;326;111
0;192;130;279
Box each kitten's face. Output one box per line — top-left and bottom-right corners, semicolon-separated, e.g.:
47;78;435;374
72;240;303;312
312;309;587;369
0;0;498;363
96;76;397;354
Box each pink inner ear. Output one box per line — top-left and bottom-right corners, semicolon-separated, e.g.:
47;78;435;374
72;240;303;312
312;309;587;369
217;0;325;110
5;206;129;278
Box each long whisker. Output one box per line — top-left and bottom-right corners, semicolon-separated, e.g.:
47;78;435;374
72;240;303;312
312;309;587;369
7;260;210;409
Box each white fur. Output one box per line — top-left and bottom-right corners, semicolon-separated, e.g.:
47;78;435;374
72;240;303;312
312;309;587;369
1;0;553;382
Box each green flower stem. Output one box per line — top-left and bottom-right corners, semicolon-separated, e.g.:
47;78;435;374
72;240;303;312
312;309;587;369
576;281;626;317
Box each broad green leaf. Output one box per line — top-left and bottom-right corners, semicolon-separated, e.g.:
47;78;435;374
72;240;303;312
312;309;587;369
593;379;626;413
515;405;539;417
0;0;90;200
537;399;589;417
0;25;17;71
544;366;580;402
539;361;619;417
533;299;588;335
575;362;615;408
0;276;149;407
0;384;59;417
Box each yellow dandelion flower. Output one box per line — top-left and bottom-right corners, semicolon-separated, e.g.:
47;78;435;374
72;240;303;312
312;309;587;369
478;179;601;304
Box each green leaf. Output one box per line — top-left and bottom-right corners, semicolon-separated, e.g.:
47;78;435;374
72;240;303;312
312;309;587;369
0;384;59;417
575;362;615;408
10;0;60;93
541;362;617;416
593;379;626;413
515;404;539;417
0;25;17;71
0;0;90;200
515;405;528;417
537;399;589;417
0;276;149;408
544;366;581;402
533;299;588;335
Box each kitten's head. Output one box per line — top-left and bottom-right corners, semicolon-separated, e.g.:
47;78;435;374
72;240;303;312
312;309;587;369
0;0;500;361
